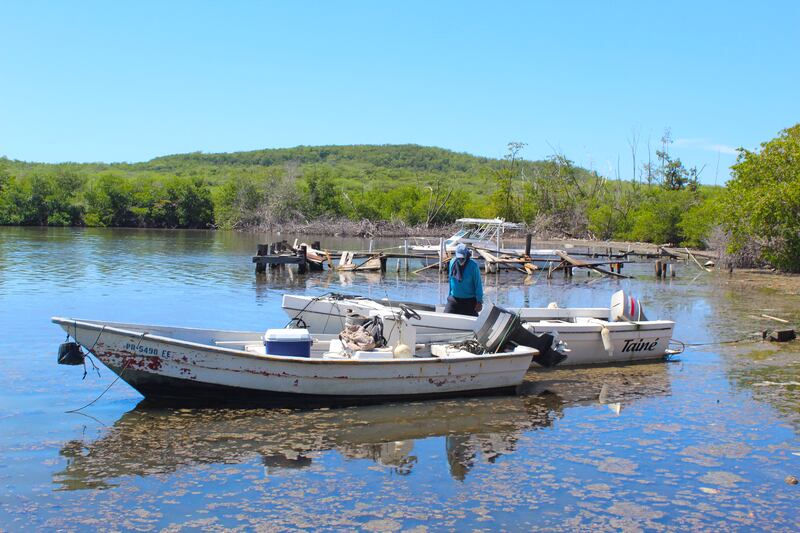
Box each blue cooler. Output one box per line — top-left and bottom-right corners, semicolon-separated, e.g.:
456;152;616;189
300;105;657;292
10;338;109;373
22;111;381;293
264;329;312;357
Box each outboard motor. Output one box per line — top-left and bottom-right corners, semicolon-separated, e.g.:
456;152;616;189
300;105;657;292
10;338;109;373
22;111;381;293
609;290;648;322
473;305;567;368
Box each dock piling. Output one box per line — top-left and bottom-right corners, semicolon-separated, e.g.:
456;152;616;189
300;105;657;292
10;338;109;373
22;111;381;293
297;245;308;274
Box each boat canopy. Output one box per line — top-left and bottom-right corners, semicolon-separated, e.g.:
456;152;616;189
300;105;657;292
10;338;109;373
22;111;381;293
447;218;523;245
455;218;523;229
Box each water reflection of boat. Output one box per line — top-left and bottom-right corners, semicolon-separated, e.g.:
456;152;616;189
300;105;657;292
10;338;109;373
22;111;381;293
54;363;671;489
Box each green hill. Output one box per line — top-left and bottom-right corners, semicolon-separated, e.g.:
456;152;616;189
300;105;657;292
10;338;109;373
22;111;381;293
143;144;492;174
0;143;718;249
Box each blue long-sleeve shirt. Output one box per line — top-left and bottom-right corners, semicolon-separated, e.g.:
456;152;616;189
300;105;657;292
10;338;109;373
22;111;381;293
448;258;483;303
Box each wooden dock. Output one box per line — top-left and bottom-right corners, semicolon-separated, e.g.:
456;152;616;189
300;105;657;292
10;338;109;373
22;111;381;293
253;236;720;279
253;240;437;274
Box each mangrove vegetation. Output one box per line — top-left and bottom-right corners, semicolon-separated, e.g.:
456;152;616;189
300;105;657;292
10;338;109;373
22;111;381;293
1;125;798;271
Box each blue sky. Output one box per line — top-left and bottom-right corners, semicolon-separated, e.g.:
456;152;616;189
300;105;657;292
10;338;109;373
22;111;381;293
1;1;798;182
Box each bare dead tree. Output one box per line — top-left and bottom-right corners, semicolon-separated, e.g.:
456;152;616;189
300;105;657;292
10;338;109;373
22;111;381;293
628;127;640;187
424;177;456;227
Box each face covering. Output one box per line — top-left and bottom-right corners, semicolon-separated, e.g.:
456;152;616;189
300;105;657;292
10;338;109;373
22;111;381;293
451;250;471;281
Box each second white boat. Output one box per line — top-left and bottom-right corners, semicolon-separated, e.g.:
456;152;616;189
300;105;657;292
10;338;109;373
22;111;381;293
282;291;678;367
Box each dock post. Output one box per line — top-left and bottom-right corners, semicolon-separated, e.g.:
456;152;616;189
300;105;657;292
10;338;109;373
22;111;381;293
404;239;409;271
298;245;308;274
380;256;388;273
256;244;268;273
369;239;373;253
525;234;532;257
670;263;676;277
438;238;445;271
655;260;663;278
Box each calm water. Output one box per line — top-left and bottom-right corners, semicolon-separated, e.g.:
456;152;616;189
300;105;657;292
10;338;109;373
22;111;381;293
1;227;798;531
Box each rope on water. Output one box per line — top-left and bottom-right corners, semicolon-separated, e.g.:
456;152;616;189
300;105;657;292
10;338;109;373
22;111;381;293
66;331;146;413
679;333;764;347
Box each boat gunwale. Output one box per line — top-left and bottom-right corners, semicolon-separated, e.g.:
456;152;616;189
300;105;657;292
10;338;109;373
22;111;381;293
283;306;675;334
282;297;676;330
51;317;536;366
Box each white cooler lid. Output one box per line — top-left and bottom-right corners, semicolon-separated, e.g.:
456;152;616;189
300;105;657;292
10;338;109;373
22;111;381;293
264;328;311;342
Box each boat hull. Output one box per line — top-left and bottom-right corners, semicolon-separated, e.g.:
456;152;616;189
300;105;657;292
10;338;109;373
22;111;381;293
53;318;533;406
97;364;518;406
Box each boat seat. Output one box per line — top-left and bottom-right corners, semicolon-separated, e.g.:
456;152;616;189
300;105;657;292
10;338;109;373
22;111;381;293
322;352;348;360
353;349;395;360
244;343;267;355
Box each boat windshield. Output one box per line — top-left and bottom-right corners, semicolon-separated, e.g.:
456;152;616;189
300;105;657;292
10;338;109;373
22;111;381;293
444;218;522;247
459;223;501;242
445;228;469;245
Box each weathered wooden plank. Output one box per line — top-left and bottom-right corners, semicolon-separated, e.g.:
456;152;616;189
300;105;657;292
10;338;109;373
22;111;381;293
252;255;304;265
555;251;630;279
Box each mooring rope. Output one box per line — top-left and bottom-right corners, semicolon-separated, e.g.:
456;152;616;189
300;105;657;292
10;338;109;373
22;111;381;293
79;323;106;380
678;334;764;347
66;330;146;413
285;291;332;328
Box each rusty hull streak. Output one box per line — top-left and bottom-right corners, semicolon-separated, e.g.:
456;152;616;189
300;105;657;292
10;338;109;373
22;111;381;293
101;348;163;372
427;374;476;387
97;347;348;382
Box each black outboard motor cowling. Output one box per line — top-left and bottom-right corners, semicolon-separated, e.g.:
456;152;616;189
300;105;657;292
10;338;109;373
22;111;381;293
474;305;567;368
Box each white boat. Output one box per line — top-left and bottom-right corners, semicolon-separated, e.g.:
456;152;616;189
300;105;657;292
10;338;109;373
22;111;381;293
409;217;560;258
410;218;524;253
281;291;678;367
52;313;535;406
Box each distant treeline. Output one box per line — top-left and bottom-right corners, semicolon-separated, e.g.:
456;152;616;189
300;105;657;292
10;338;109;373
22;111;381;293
2;129;799;271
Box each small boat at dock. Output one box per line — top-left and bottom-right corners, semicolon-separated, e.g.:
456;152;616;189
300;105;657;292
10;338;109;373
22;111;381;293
410;217;555;255
52;312;535;406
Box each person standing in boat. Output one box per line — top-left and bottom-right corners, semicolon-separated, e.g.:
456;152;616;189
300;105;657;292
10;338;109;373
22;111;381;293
445;243;483;316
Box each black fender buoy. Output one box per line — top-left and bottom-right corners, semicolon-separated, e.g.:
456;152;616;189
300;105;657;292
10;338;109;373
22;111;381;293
58;342;85;365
